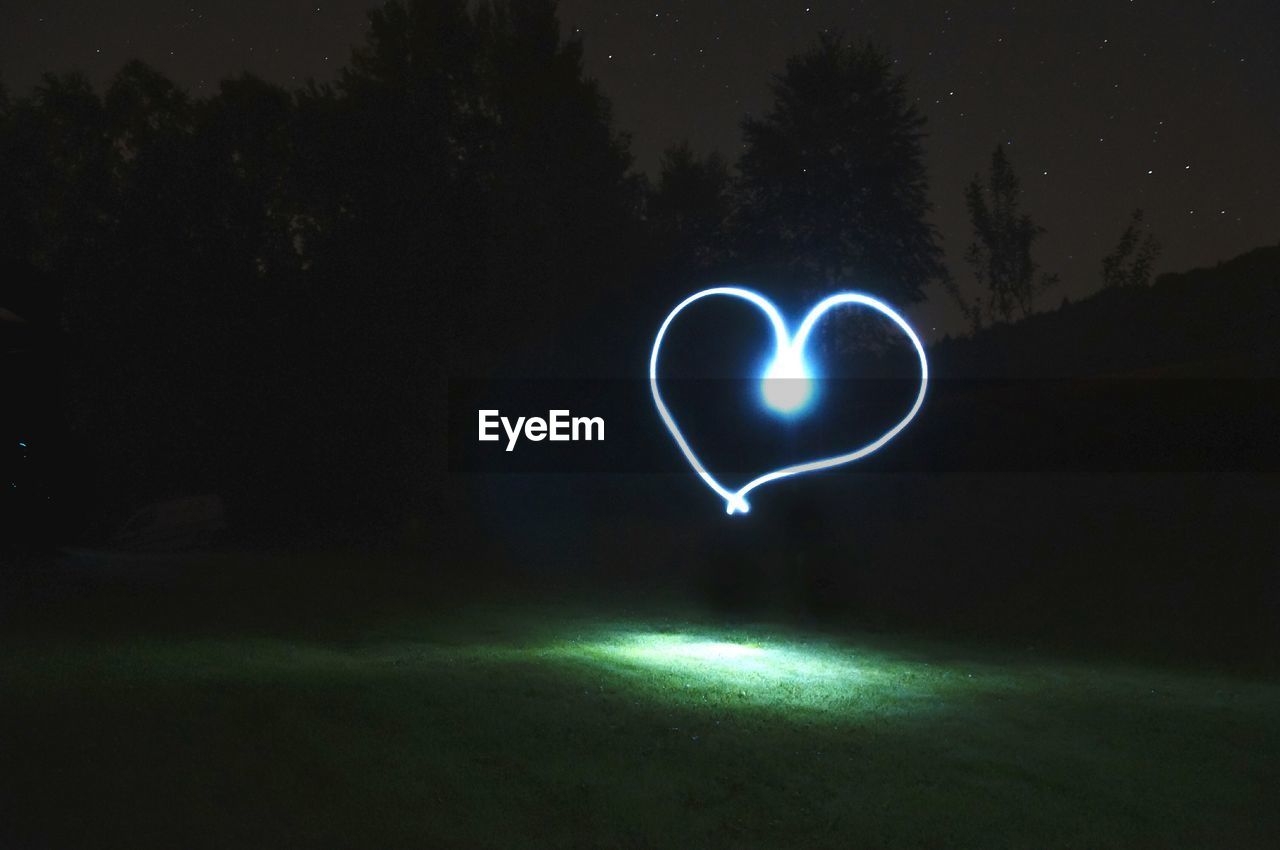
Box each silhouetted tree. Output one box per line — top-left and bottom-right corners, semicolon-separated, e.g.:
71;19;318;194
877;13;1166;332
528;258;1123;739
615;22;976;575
1;73;114;330
0;0;645;537
303;0;638;375
736;35;944;304
647;141;732;284
1102;208;1161;288
964;145;1058;326
469;0;640;362
0;81;49;324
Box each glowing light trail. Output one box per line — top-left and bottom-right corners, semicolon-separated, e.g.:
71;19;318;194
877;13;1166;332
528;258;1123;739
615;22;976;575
649;287;928;515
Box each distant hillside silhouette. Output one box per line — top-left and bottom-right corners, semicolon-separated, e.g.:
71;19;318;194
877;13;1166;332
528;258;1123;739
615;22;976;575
934;244;1280;378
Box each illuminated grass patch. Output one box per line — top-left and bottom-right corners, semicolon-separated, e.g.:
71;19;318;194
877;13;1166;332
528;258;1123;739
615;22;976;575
557;630;863;687
4;601;1279;849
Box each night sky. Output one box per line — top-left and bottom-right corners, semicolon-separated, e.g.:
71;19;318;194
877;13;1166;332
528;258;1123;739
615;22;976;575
3;0;1277;336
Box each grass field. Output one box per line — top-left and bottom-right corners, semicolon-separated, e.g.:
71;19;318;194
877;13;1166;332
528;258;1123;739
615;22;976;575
2;553;1278;848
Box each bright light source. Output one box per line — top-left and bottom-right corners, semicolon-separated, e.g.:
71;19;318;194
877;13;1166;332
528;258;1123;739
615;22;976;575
650;286;928;515
761;351;813;414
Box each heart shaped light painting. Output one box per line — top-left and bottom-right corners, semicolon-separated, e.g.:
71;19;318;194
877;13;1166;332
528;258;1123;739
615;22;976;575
649;287;928;515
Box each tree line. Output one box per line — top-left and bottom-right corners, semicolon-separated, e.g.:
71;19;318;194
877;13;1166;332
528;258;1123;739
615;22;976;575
0;0;1162;536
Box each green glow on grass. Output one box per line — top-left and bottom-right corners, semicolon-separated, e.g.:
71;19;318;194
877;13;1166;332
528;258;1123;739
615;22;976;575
549;630;874;700
640;640;765;661
614;634;811;672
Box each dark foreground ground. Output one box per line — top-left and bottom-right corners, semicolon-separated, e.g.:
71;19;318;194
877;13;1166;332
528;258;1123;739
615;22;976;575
1;551;1278;849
